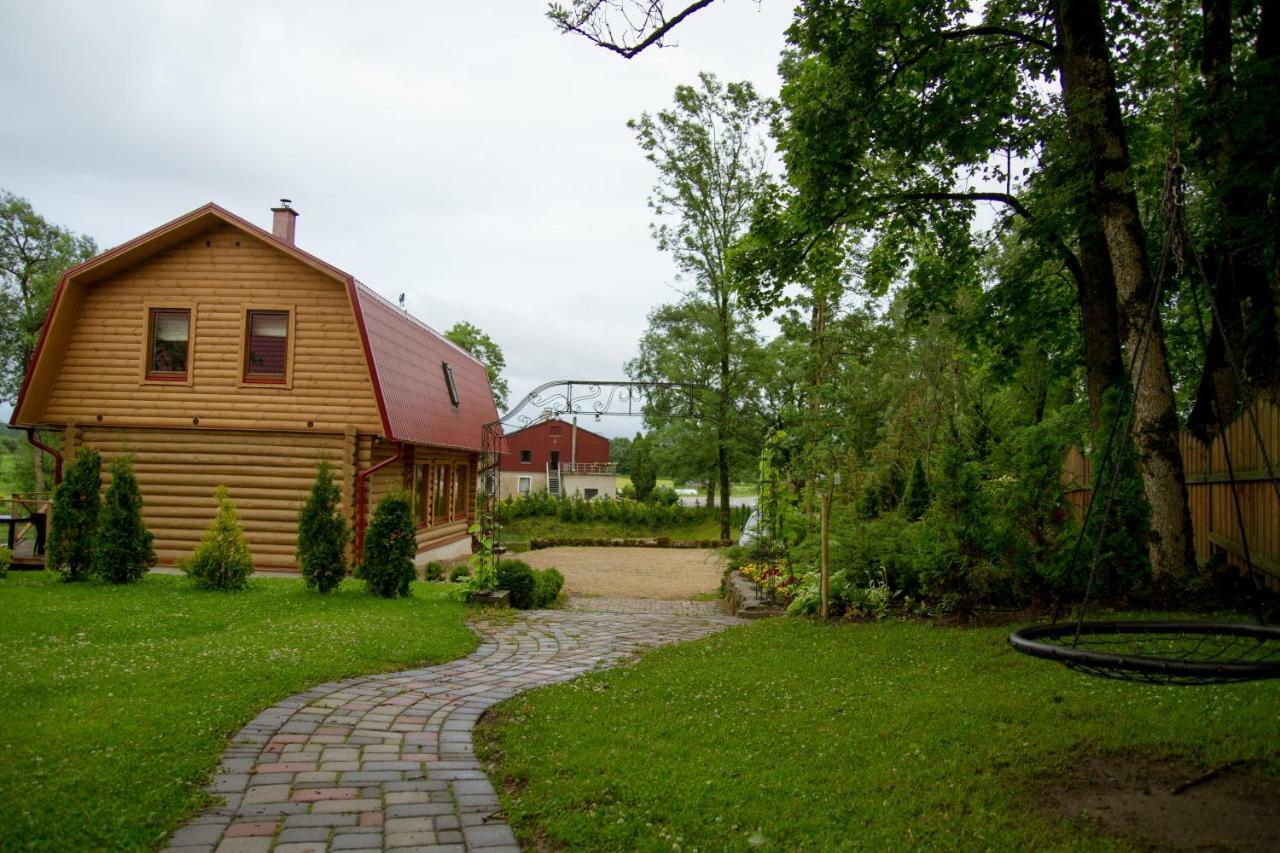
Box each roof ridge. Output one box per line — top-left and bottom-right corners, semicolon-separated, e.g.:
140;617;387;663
354;281;486;369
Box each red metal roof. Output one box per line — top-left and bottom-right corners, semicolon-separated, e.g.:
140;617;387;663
353;282;499;451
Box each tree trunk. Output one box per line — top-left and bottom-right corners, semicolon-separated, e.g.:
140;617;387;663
1054;0;1197;581
1076;217;1126;430
718;441;731;541
705;476;716;509
1188;0;1280;437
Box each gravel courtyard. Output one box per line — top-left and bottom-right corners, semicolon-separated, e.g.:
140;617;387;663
516;547;724;600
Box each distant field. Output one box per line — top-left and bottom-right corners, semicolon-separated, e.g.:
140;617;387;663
613;476;755;497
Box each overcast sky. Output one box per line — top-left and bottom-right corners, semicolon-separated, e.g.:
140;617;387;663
0;1;793;434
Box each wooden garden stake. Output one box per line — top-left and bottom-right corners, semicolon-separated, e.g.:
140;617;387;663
820;494;830;619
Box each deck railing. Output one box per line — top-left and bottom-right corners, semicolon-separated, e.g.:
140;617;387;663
559;462;617;475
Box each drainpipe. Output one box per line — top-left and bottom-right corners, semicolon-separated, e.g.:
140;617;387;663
571;417;578;469
354;442;406;564
27;429;63;486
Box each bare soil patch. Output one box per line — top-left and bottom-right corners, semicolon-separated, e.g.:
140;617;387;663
517;547;723;600
1044;755;1280;851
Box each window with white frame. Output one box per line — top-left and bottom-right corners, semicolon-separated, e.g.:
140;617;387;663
517;476;532;495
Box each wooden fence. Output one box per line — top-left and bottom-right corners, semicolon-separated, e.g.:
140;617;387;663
1062;400;1280;586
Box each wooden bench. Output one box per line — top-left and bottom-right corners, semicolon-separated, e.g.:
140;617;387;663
1;511;46;556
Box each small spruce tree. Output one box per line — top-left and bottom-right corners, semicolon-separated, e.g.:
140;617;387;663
91;455;156;584
296;460;349;593
47;448;102;582
180;486;253;590
902;457;931;522
358;491;415;598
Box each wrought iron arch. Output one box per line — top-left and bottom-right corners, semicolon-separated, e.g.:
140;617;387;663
477;380;706;565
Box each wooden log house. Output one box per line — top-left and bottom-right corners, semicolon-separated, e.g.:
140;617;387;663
8;202;500;570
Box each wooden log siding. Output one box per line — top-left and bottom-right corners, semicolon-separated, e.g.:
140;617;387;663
39;223;383;434
75;426;347;569
1062;401;1280;589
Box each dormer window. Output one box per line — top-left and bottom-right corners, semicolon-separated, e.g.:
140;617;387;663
242;308;292;385
442;362;459;407
145;307;192;382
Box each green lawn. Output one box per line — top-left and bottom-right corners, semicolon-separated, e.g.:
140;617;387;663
0;572;477;851
477;617;1280;851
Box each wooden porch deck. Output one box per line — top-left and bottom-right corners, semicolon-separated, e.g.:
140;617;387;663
8;537;45;568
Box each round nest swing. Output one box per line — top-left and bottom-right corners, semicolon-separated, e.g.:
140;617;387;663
1008;139;1280;686
1009;621;1280;685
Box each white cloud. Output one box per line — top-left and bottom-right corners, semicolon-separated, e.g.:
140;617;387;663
0;0;792;436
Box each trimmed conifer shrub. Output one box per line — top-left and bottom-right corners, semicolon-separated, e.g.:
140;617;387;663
533;566;564;607
47;447;102;582
296;460;349;593
358;491;415;598
902;457;931;522
424;560;446;581
91;455;156;584
180;486;253;590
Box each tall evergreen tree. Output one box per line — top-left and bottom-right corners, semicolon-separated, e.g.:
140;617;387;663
91;456;155;584
47;447;101;582
359;492;415;598
296;460;349;593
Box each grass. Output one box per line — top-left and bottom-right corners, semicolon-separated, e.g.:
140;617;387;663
498;515;736;544
0;571;477;851
477;616;1280;851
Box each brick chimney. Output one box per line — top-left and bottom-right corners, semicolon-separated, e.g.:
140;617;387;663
271;199;298;244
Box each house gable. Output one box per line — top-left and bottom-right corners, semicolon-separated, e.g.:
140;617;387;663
24;220;384;435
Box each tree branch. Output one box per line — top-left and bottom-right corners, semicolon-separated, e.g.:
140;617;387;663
550;0;718;58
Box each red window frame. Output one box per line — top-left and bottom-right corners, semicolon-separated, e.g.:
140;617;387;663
145;307;191;382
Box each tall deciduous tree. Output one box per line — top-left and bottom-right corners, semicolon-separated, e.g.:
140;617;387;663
1052;0;1196;581
0;190;97;491
444;321;510;410
628;73;771;539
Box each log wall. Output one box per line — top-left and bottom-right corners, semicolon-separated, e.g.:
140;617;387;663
73;426;346;570
39;223;383;434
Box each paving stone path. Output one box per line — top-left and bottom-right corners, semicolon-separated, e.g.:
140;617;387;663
165;605;742;853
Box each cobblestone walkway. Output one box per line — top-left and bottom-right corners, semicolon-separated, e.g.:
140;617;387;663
165;607;741;853
564;595;726;616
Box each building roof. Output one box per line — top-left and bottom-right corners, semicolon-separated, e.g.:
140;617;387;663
352;282;498;450
10;202;499;451
501;416;611;443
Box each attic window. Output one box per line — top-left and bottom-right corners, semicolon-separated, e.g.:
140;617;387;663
442;362;460;407
146;308;191;381
243;309;290;383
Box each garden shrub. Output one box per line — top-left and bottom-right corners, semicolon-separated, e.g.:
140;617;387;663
901;457;931;521
534;567;564;606
495;560;564;609
180;486;253;590
359;492;415;598
425;560;446;581
450;563;471;582
296;460;349;593
0;546;9;579
91;455;155;584
47;447;102;582
496;559;536;608
650;485;679;506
